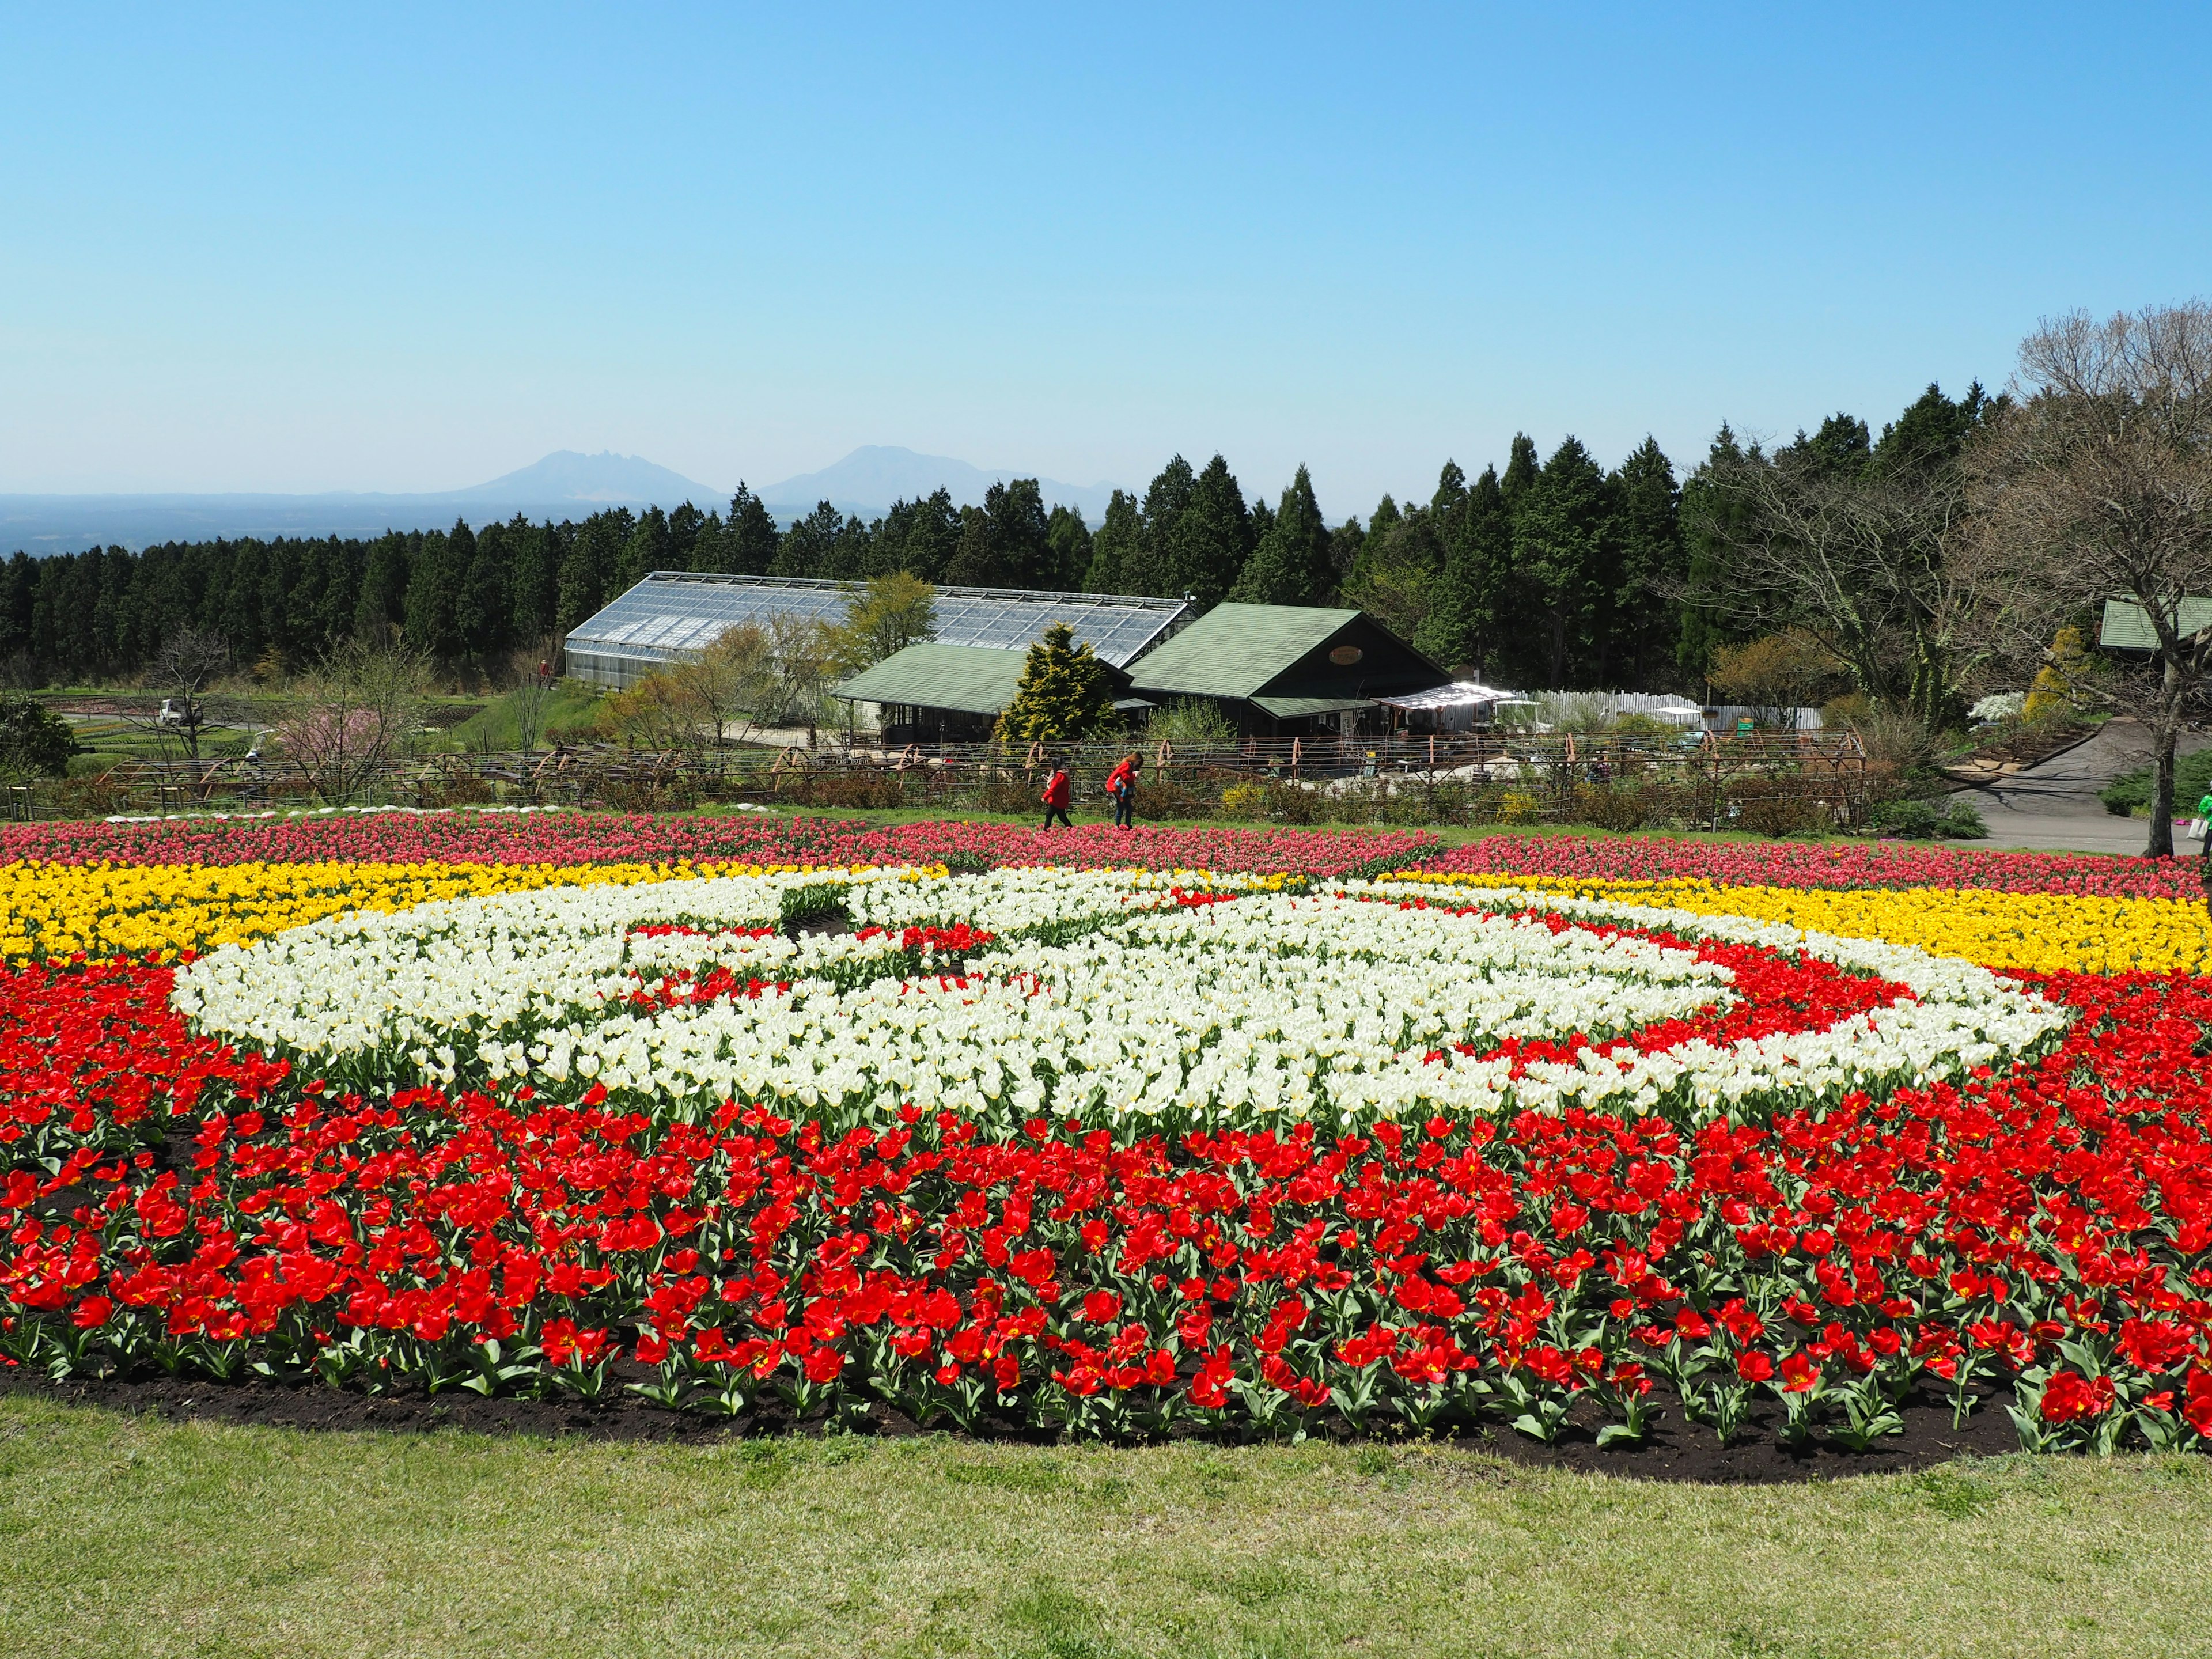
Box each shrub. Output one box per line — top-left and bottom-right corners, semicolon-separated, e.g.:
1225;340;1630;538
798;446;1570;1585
1219;781;1267;819
1870;798;1989;840
1576;785;1647;832
1498;790;1541;824
2103;749;2212;817
1146;698;1238;748
0;695;80;780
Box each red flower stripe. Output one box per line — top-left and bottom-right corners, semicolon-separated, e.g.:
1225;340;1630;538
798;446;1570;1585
5;955;2210;1452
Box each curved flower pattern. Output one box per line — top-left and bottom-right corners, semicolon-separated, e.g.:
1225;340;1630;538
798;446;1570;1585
0;817;2204;1456
173;869;2063;1128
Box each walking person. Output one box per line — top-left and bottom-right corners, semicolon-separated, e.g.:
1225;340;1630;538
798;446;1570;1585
2198;783;2212;916
1040;761;1074;830
1105;752;1137;830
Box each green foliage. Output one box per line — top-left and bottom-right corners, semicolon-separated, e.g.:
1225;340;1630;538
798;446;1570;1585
1231;465;1332;608
1082;490;1142;593
830;574;937;673
0;695;78;778
446;680;601;752
1173;454;1254;607
1145;697;1238;748
2103;748;2212;817
994;622;1120;743
1044;506;1093;592
1512;437;1617;690
779;882;850;930
1869;798;1989;840
1119;455;1195;598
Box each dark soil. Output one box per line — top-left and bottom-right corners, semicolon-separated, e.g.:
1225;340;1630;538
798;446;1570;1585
1;1367;2024;1484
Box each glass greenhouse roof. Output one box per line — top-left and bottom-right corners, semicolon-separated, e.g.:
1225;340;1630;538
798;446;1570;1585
566;573;1190;687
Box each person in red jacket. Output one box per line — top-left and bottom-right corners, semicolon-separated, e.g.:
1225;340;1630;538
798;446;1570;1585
1105;753;1137;829
1040;763;1073;829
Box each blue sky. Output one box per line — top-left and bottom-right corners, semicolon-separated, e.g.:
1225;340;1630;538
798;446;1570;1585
2;2;2207;518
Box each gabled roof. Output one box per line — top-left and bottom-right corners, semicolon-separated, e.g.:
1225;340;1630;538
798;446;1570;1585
832;643;1035;717
1126;604;1361;699
567;572;1191;671
2100;596;2212;652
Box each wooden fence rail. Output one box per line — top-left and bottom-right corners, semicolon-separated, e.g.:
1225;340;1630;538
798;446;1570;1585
19;727;1868;833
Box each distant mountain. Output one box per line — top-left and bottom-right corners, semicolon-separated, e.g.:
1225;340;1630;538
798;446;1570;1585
760;446;1118;521
450;450;721;504
0;448;1124;555
0;450;728;554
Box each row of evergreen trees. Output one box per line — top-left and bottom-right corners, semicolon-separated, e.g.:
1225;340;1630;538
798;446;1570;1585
0;429;1771;691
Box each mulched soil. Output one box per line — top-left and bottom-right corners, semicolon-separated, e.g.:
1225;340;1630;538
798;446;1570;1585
0;1366;2023;1484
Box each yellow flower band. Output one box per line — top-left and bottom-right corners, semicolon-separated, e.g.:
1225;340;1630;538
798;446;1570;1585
1385;870;2212;976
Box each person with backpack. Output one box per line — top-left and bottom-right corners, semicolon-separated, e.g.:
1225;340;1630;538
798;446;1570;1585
1105;753;1137;830
1040;762;1073;830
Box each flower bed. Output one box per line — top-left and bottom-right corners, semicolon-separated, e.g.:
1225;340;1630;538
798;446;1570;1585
169;869;2061;1126
5;823;2211;1457
1388;869;2212;976
0;810;1437;876
1421;832;2203;900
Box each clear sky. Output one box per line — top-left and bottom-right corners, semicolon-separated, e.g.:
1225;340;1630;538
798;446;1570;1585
3;2;2207;519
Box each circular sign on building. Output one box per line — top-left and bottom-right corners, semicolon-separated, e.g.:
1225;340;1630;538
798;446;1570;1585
1328;645;1364;666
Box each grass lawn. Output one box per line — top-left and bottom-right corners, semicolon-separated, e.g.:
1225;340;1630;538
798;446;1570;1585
3;1396;2203;1658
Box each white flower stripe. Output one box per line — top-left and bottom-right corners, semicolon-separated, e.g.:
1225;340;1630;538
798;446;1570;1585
173;869;2069;1126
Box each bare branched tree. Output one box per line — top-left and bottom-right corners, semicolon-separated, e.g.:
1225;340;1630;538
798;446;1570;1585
141;625;232;762
1959;302;2212;855
275;638;431;804
502;645;559;753
601;623;793;751
1681;429;1983;729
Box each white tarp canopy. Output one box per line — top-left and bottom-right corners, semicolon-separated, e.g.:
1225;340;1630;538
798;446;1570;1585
1373;681;1518;713
1373;681;1520;733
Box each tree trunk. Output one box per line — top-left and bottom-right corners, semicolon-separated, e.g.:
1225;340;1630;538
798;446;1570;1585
2148;653;2186;858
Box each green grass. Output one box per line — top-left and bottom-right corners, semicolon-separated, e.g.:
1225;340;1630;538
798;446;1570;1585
441;683;604;753
3;1396;2206;1657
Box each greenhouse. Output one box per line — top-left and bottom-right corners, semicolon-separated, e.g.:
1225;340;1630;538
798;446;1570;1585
564;571;1192;688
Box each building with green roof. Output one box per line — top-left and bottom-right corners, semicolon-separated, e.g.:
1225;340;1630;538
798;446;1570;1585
834;642;1133;744
1125;603;1450;737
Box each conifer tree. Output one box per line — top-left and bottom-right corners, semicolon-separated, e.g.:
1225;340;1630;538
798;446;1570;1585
1512;438;1616;688
1343;494;1400;597
988;480;1052;588
619;507;672;592
714;484;781;575
666;502;706;568
872;488;961;582
1175;454;1254;605
1675;425;1758;683
507;516;559;648
993;620;1119;741
1120;456;1195;597
1044;505;1093;590
402;525;465;660
459;517;509;660
1230;466;1331;606
1608;437;1685;688
1500;433;1540;512
942;503;1001;587
1083;490;1142;592
772;502;848;579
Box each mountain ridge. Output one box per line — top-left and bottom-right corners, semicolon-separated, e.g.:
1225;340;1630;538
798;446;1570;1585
1;446;1122;554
